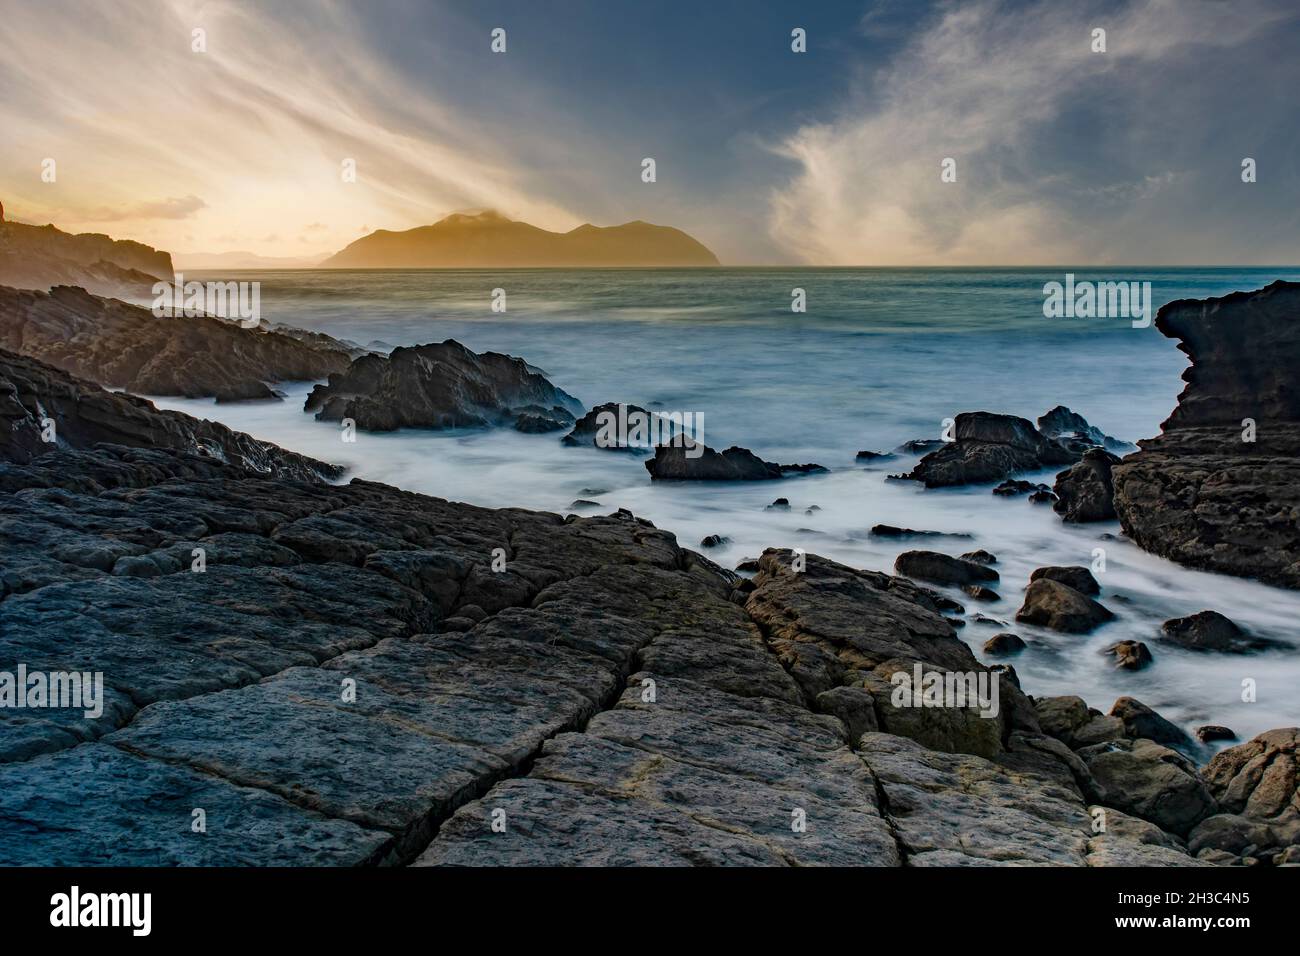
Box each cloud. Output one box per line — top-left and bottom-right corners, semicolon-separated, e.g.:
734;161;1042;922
768;0;1296;265
78;194;207;222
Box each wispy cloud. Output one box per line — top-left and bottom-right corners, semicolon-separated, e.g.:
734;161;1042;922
768;0;1298;265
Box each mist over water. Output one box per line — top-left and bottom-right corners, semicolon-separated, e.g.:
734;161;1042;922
158;267;1300;750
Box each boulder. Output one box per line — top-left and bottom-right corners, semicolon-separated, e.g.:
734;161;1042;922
1104;640;1153;671
1109;697;1196;754
1195;725;1237;744
1159;610;1281;654
1029;565;1101;595
645;442;826;481
1016;579;1114;633
1037;406;1134;454
984;633;1026;656
894;551;999;588
1202;728;1300;821
1080;739;1217;836
1052;448;1122;522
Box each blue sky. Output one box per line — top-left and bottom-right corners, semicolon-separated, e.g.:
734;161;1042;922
1;0;1298;264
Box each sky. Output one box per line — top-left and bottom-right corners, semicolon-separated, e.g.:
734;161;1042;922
1;0;1298;265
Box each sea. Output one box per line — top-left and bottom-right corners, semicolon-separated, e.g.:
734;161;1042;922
150;267;1300;748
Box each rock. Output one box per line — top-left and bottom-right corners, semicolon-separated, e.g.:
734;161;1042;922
560;402;679;450
855;450;894;462
699;534;730;549
644;441;826;481
902;412;1077;487
962;584;999;601
895;439;946;455
1105;640;1153;671
1052;448;1122;522
514;413;572;433
766;497;791;510
1202;728;1300;821
1029;565;1101;595
1028;489;1057;505
1080;739;1217;836
305;339;583;432
1159;610;1281;654
894;551;999;588
1196;725;1237;744
1016;579;1114;633
0;284;351;401
1109;697;1197;755
1187;813;1277;857
568;499;600;510
870;525;972;540
984;633;1026;656
0;348;339;482
1035;697;1092;746
961;549;997;565
993;479;1046;496
1112;281;1300;588
1037;406;1134;455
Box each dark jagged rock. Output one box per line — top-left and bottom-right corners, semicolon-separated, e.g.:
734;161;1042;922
993;478;1049;497
0;220;172;298
700;534;729;548
895;438;946;455
855;449;894;462
0;284;350;402
962;549;997;565
305;339;583;432
1159;609;1282;654
1028;489;1057;505
903;412;1077;488
1052;447;1122;522
1016;579;1113;633
1037;406;1134;455
1029;565;1101;595
560;402;676;450
644;441;826;481
0;348;339;483
870;525;972;540
894;551;999;588
1109;697;1197;755
962;584;999;602
1112;281;1300;588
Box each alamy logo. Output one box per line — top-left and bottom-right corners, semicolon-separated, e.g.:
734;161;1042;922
1042;273;1152;328
0;665;103;718
594;404;704;458
153;272;261;327
50;886;151;936
889;663;1000;718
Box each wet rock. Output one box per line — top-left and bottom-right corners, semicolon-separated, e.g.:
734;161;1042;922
1037;406;1134;455
1028;489;1057;505
561;402;677;451
993;479;1046;497
961;549;997;565
1052;448;1122;522
871;524;972;540
1016;579;1114;633
895;438;946;455
305;339;583;432
1112;281;1300;588
1105;640;1153;671
644;442;825;481
1109;697;1196;755
766;497;791;510
903;412;1077;488
1196;725;1238;744
894;551;999;588
962;584;999;601
699;534;729;549
1029;565;1101;595
0;284;351;401
0;348;340;482
1080;738;1217;836
984;633;1026;656
568;499;600;510
1159;610;1281;654
514;413;572;433
855;450;894;462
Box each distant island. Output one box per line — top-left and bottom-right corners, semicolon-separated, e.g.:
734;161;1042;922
322;210;719;268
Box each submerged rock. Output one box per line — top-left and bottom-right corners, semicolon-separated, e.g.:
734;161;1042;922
305;339;583;432
1105;640;1154;671
1159;610;1281;654
644;442;826;481
894;551;999;587
1112;281;1300;589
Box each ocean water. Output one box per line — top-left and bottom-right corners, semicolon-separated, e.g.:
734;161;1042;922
152;267;1300;750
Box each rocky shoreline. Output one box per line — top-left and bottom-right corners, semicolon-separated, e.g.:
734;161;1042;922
1;273;1298;867
0;341;1296;866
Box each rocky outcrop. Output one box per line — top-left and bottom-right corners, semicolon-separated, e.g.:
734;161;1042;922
0;284;350;401
1052;448;1122;522
644;442;826;481
902;412;1077;487
304;340;582;432
561;402;685;450
1037;406;1133;455
0;348;338;483
0;220;172;299
1112;281;1300;588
